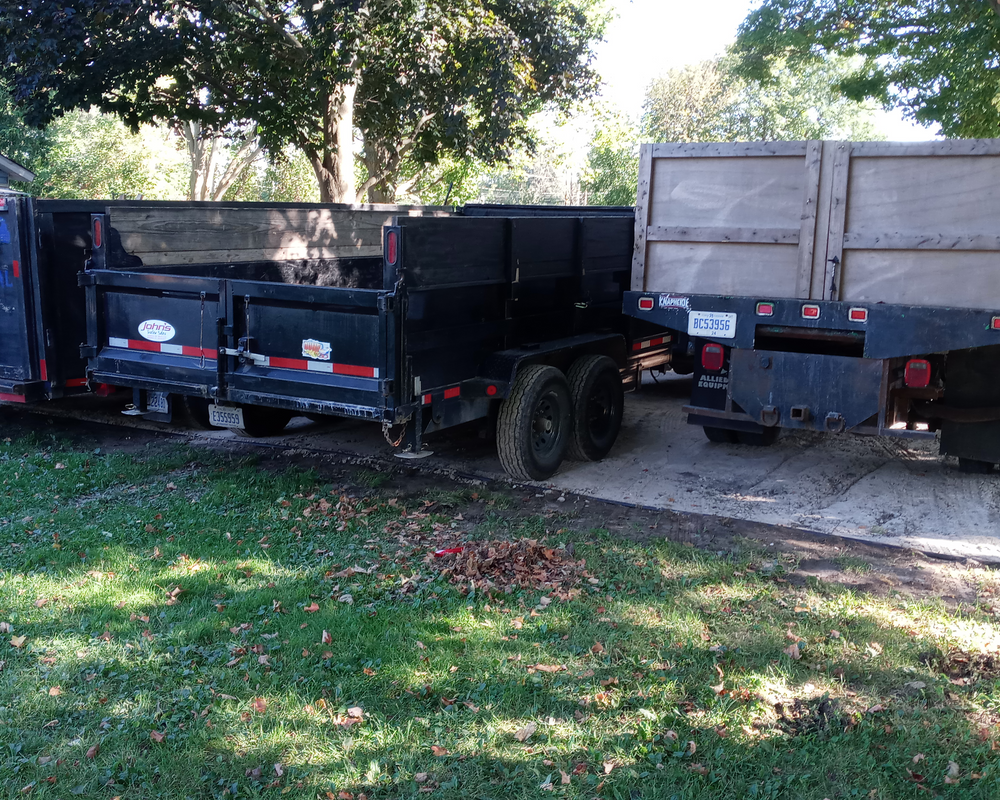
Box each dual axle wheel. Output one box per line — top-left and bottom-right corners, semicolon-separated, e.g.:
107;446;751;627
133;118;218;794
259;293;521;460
497;356;624;482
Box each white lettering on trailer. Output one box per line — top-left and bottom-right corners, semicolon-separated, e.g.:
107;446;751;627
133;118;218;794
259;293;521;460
658;294;690;310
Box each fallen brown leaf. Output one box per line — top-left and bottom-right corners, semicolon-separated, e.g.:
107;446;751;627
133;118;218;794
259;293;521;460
86;744;99;759
591;642;605;654
47;687;61;697
304;602;320;613
514;722;538;742
251;697;267;714
149;731;165;743
10;636;25;648
321;630;332;644
431;745;448;757
784;642;800;660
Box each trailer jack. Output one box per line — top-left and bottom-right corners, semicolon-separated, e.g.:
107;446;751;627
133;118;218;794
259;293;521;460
391;414;434;460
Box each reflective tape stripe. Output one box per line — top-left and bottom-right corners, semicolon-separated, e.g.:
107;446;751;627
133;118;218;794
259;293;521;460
268;355;378;378
632;336;668;352
108;338;217;359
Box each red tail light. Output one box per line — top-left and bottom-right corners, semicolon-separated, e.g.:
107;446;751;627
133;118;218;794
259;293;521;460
93;219;102;248
904;359;931;388
638;296;655;311
386;230;398;266
701;343;725;372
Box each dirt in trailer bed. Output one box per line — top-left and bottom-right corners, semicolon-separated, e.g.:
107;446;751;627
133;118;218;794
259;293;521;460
4;406;990;610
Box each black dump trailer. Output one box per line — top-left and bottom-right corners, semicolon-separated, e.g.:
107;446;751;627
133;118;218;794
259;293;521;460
78;203;673;480
625;139;1000;471
0;196;104;403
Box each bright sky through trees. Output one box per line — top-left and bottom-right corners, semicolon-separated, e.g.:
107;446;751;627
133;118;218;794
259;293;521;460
594;0;933;141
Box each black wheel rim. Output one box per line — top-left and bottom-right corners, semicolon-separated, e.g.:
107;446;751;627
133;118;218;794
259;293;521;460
531;391;562;456
586;379;617;440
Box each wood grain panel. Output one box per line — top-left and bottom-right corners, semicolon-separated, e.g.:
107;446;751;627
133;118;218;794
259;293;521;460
644;242;800;297
840;250;1000;307
649;156;807;230
844;155;1000;234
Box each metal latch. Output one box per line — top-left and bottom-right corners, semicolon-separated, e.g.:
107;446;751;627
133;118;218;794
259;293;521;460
220;347;268;366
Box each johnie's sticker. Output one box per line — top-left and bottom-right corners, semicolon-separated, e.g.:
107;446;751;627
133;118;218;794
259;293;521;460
302;339;332;361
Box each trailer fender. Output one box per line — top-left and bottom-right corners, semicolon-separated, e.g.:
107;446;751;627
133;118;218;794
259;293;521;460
480;333;627;399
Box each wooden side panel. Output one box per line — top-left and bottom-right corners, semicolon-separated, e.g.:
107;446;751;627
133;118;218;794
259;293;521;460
635;143;821;298
644;242;799;296
110;206;448;266
837;147;1000;308
840;250;1000;306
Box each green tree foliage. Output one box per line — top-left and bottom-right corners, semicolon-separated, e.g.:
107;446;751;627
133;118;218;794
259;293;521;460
643;56;881;143
1;0;607;203
36;111;188;199
582;108;639;206
734;0;1000;137
583;55;881;206
0;82;187;198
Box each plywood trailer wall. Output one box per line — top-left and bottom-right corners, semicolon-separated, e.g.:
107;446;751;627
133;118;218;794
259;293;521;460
632;138;1000;310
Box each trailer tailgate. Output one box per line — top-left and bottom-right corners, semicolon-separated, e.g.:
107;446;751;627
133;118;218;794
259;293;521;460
224;280;393;419
83;271;397;420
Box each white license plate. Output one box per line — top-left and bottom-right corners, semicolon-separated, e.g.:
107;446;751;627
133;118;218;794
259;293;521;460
147;392;169;415
688;310;737;339
208;404;245;429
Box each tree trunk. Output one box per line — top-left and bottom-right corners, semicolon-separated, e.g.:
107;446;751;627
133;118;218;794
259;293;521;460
180;121;262;201
307;83;356;203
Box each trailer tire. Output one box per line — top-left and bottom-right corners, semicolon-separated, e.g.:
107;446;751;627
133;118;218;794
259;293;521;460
497;364;572;481
736;427;780;446
566;355;624;461
704;426;739;444
234;406;293;438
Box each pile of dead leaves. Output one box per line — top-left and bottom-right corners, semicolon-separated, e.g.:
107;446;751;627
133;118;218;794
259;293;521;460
428;539;587;592
928;648;1000;684
774;696;849;739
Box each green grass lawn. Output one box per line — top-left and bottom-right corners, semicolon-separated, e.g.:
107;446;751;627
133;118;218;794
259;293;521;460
1;430;1000;799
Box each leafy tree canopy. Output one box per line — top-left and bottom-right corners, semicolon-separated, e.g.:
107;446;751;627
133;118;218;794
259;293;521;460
733;0;1000;138
644;55;881;143
1;0;606;202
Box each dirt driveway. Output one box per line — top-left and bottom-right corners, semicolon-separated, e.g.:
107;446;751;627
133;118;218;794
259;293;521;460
25;372;1000;563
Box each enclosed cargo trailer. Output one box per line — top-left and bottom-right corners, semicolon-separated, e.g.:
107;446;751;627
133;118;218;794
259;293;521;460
625;138;1000;470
